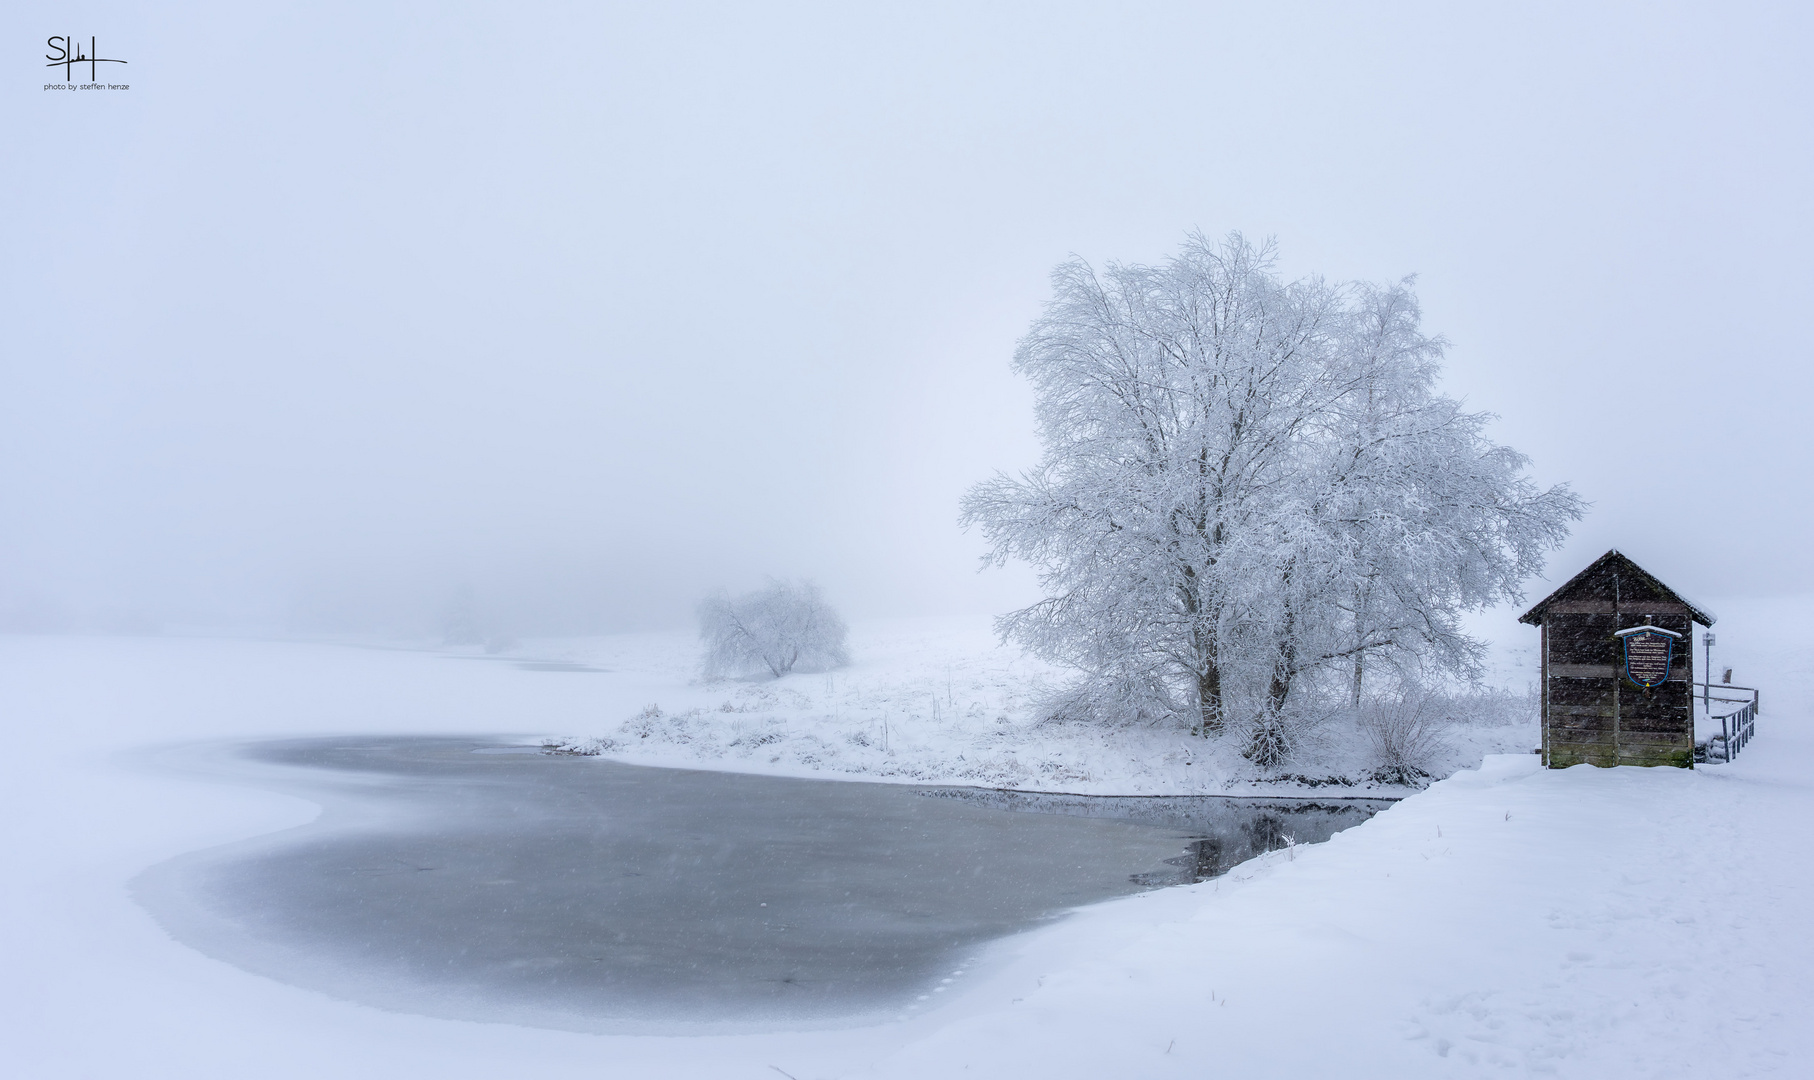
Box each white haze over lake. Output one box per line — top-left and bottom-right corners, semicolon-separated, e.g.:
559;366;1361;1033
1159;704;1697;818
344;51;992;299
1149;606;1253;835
4;2;1810;637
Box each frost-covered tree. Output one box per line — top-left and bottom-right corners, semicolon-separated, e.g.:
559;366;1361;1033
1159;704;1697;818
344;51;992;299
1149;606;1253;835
698;579;850;679
1275;279;1582;710
961;233;1583;740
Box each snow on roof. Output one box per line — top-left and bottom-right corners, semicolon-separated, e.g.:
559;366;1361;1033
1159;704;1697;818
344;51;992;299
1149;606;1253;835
1672;595;1716;625
1613;624;1683;639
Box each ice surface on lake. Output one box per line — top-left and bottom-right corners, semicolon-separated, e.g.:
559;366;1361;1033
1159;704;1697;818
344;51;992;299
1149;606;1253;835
133;736;1383;1031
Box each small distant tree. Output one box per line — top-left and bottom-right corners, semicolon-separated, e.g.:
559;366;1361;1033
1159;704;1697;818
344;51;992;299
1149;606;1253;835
699;579;850;679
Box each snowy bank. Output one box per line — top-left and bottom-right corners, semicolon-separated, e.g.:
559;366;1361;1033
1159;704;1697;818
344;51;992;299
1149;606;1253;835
866;750;1814;1077
532;617;1538;797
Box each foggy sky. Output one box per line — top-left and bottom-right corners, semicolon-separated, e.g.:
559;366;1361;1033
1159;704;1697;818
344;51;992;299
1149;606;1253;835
5;1;1810;636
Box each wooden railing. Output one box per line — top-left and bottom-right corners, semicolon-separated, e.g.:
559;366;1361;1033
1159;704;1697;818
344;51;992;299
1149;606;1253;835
1696;683;1760;763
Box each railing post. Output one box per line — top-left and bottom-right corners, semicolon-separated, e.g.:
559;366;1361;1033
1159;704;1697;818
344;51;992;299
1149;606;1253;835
1703;633;1714;713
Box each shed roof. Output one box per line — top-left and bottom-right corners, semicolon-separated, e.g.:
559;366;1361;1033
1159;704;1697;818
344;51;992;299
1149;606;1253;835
1518;549;1717;627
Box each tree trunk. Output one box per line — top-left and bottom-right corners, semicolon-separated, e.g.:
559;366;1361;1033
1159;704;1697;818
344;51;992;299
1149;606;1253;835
1268;644;1294;714
1268;561;1297;714
1196;663;1223;734
1193;623;1223;734
1183;560;1225;734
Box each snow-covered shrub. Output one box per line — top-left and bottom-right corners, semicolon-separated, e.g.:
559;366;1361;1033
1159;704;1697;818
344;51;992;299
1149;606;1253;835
1240;710;1294;769
727;722;785;748
545;735;622;755
623;703;668;740
615;704;729;752
1238;702;1330;770
698;579;850;679
1359;691;1449;784
1034;672;1177;728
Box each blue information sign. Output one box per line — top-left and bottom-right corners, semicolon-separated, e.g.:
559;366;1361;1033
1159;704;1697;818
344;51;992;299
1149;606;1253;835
1617;627;1676;688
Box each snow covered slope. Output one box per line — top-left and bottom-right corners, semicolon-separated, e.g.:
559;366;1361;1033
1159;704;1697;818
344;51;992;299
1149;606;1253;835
868;751;1813;1077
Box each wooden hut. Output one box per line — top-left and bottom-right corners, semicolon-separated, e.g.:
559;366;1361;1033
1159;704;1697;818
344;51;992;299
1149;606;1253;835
1519;550;1715;769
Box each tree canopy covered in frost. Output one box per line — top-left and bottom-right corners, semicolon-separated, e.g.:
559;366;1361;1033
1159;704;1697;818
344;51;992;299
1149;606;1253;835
962;233;1584;748
699;579;850;679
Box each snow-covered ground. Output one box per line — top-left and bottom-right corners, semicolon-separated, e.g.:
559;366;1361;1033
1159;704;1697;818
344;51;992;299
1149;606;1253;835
524;617;1536;795
1;598;1807;1077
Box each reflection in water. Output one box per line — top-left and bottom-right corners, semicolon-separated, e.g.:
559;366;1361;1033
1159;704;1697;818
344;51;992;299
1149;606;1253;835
922;788;1390;886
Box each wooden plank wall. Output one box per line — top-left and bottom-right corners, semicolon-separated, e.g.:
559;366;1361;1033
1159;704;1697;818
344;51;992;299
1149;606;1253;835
1540;563;1696;768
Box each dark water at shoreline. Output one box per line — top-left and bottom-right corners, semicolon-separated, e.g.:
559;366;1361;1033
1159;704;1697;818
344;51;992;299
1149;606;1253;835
921;786;1393;885
135;737;1390;1030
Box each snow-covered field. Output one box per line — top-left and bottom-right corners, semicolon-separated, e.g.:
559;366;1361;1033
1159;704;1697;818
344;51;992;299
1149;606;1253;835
1;600;1807;1078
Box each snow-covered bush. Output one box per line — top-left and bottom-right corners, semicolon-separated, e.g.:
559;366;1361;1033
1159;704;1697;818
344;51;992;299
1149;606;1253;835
698;579;850;679
1240;707;1305;769
1359;691;1450;784
1034;671;1177;728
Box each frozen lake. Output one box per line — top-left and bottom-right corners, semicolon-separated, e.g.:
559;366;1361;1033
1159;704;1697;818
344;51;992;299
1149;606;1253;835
135;737;1388;1031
